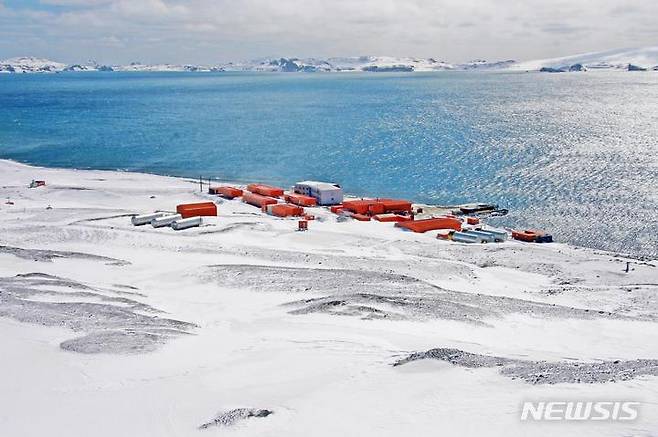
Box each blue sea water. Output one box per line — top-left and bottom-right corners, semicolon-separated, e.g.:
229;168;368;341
1;71;657;258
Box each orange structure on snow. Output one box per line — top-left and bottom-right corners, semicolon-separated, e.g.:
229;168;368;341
350;213;372;221
176;202;217;219
395;216;462;233
342;198;412;216
247;183;285;198
330;205;344;214
373;214;413;223
210;186;243;199
242;192;278;208
263;203;305;217
284;193;318;207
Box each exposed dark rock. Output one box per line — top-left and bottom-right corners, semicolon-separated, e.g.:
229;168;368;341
198;408;273;429
394;347;658;384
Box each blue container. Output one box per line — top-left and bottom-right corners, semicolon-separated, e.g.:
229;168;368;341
480;227;508;242
452;231;480;243
463;230;497;243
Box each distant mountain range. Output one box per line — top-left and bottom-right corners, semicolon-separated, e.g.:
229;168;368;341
0;55;514;73
2;47;657;74
510;46;658;72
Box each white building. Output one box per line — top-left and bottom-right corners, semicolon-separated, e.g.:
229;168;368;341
293;181;343;205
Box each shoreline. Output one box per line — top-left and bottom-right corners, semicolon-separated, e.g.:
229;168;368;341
3;157;655;262
1;158;657;436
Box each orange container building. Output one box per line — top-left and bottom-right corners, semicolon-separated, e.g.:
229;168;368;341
350;213;372;221
264;203;305;217
395;216;462;233
330;205;344;214
284;193;318;207
210;186;243;199
373;214;413;223
379;199;413;213
368;203;386;215
343;198;413;216
342;199;375;215
176;202;217;219
247;183;285;198
512;229;543;242
242;192;279;208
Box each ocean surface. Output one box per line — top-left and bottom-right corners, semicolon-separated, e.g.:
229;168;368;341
1;71;657;258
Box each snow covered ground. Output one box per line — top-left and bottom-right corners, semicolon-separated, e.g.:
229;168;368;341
0;159;657;436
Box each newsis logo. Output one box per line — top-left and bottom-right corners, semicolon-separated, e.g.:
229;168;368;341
521;401;640;422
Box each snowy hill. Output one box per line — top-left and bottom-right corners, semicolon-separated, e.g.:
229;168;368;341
512;46;658;72
0;56;67;73
327;56;454;72
221;57;335;72
218;56;514;72
2;159;658;436
112;62;219;72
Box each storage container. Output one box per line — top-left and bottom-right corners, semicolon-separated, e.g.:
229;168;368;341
452;231;480;243
462;230;496;243
395;216;462;233
151;214;182;228
212;186;243;199
350;213;372;221
373;214;412;223
242;192;279;208
132;212;166;226
247;183;284;198
172;216;202;230
264;203;304;217
512;229;539;242
284;193;317;207
330;205;344;214
176;202;217;218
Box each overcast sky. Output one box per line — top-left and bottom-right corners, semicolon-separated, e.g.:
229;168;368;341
0;0;656;64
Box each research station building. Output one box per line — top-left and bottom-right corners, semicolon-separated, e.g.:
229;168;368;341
293;181;343;206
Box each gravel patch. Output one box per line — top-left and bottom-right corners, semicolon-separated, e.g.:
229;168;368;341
198;408;273;429
0;245;130;266
206;265;638;324
0;273;194;354
394;347;658;384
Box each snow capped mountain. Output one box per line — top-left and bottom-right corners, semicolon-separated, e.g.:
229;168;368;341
458;59;516;70
219;57;330;72
0;56;67;73
512;46;658;72
330;56;455;72
220;56;457;72
2;47;657;74
112;62;219;72
63;64;98;72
